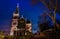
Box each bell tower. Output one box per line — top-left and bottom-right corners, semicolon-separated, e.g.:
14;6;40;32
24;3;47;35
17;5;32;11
17;15;26;29
10;3;19;36
26;20;32;32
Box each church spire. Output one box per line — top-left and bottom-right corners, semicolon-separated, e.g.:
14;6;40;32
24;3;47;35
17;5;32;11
10;3;20;36
21;15;24;18
15;3;19;13
17;3;19;8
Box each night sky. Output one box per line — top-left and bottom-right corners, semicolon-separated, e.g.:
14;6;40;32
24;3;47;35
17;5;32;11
0;0;60;33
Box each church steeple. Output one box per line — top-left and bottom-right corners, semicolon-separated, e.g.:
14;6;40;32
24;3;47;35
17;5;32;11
21;15;24;18
15;3;19;14
13;3;19;17
10;3;20;36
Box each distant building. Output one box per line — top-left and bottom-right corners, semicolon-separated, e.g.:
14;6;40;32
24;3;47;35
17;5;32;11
10;3;32;36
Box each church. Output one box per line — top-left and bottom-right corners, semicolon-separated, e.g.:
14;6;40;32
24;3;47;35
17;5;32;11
10;3;32;36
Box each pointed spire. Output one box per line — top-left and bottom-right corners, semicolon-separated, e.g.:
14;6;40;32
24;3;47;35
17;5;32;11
15;3;19;13
21;15;24;18
17;3;19;8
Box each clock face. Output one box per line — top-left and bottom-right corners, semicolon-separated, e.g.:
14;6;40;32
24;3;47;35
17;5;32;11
17;19;25;28
20;21;24;23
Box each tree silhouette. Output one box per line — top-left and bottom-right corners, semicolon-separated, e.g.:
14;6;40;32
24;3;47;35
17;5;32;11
38;12;51;32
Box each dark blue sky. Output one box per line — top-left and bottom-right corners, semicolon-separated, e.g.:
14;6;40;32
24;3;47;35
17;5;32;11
0;0;60;33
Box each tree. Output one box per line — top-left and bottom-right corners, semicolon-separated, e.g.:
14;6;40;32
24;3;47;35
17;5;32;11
38;13;51;32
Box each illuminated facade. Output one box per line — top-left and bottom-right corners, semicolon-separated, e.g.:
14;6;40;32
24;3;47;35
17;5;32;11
26;20;32;32
14;15;26;36
17;15;26;29
10;3;19;36
10;3;32;36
